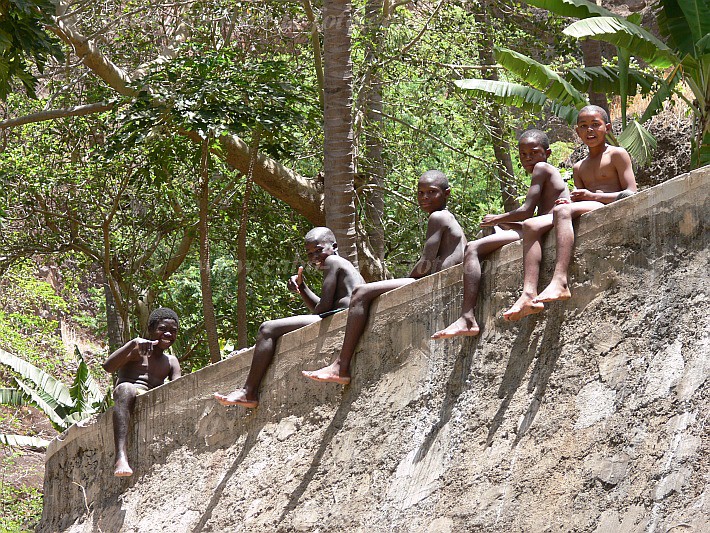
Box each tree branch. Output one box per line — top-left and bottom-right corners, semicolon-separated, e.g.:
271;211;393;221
0;103;113;130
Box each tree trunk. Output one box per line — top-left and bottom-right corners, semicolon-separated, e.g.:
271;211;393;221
322;0;359;268
198;139;221;364
580;39;608;113
475;2;519;212
103;277;124;351
360;0;387;281
236;130;261;349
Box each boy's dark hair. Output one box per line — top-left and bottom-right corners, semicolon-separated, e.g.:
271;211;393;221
420;170;449;190
578;105;610;124
305;227;336;245
148;307;179;331
519;129;550;150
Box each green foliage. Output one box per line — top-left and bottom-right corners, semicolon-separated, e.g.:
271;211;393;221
0;0;64;99
0;451;42;532
111;43;320;160
0;347;108;437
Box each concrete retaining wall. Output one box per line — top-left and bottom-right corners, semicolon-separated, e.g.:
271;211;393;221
40;166;709;532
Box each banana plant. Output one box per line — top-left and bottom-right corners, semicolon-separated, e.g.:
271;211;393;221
457;0;710;168
0;346;110;448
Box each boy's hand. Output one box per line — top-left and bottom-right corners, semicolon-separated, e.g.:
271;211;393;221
570;189;595;202
480;214;498;227
555;198;572;205
132;338;159;358
287;266;304;294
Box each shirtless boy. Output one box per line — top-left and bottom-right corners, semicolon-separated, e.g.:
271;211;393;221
432;130;569;338
302;170;466;384
214;227;364;408
503;105;637;320
103;307;181;477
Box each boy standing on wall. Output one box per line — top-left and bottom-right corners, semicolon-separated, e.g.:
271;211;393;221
303;170;466;384
432;129;569;338
504;105;637;319
214;227;364;408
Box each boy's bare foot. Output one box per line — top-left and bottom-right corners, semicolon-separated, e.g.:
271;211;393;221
431;316;480;339
533;282;571;303
213;390;259;408
503;296;545;321
302;364;351;385
114;458;133;477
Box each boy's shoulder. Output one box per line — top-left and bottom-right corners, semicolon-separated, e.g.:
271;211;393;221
427;208;458;225
323;254;359;272
531;161;560;179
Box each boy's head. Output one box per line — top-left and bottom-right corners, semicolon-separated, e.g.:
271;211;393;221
147;307;179;349
417;170;450;214
304;227;338;268
575;105;611;148
517;129;551;174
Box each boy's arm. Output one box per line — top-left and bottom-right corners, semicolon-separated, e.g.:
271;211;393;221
313;256;341;314
168;355;181;381
481;166;548;226
287;266;320;312
102;338;157;373
409;211;447;278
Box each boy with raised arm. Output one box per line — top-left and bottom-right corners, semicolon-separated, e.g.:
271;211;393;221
302;170;466;384
432;130;569;339
103;307;181;477
214;227;364;408
503;105;637;320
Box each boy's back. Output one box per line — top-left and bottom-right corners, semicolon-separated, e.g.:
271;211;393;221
322;254;365;311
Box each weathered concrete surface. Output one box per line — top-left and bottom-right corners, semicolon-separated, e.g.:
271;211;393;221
40;167;709;533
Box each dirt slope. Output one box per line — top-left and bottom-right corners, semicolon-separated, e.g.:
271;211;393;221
40;167;708;532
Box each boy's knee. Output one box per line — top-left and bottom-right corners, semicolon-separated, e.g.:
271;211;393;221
351;284;368;302
257;321;275;339
553;203;571;219
465;241;479;256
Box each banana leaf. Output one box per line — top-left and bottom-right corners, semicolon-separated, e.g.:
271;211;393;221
0;433;50;448
566;66;656;96
618;120;657;166
0;348;72;407
658;0;710;56
564;17;678;68
0;387;24;405
525;0;615;19
455;78;580;124
13;379;68;430
495;48;587;107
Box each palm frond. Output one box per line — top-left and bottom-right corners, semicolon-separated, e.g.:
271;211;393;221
495;48;587;107
564;17;678;68
658;0;710;55
525;0;615;19
454;78;580;124
618;120;657;166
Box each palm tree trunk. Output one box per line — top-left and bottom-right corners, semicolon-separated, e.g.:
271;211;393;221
198;138;221;364
322;0;358;268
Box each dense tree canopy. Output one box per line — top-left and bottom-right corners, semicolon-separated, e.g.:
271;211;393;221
0;0;692;367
